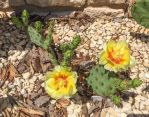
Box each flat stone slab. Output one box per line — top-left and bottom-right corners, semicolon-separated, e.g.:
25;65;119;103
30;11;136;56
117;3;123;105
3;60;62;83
1;0;127;9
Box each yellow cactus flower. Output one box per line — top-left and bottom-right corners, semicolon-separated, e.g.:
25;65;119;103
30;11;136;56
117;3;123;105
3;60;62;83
99;40;135;72
45;66;77;99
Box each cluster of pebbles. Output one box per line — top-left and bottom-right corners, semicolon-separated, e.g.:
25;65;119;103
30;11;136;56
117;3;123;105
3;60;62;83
0;10;149;117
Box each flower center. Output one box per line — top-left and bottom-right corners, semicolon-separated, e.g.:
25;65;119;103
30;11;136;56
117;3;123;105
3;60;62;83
108;49;124;64
55;73;68;90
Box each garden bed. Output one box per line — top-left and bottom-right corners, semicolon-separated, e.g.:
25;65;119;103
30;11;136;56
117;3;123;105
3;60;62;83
0;9;149;117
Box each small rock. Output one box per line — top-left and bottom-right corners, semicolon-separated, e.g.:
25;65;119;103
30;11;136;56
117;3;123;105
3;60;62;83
5;33;11;37
145;73;149;79
20;89;27;95
134;101;140;109
0;63;3;68
34;96;50;107
143;62;149;68
30;92;40;99
120;113;127;117
22;72;31;79
91;96;103;102
100;110;107;117
0;50;7;57
140;102;146;110
122;102;132;112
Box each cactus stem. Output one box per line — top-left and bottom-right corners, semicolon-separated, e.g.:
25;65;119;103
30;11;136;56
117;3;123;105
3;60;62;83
47;47;58;66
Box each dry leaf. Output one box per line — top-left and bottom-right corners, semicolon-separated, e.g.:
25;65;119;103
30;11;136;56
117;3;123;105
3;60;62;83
34;96;50;107
7;64;17;81
0;68;6;80
29;63;35;75
19;107;45;116
0;64;17;81
52;34;59;43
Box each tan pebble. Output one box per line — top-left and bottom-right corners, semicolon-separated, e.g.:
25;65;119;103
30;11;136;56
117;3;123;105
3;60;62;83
134;101;140;109
141;110;149;114
133;52;139;57
143;62;149;68
145;73;149;78
133;109;143;114
22;72;31;79
145;105;149;110
140;102;146;110
139;73;144;78
122;102;132;112
100;110;107;117
121;113;127;117
131;68;138;73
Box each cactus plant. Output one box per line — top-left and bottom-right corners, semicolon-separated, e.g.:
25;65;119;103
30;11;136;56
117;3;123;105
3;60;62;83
11;9;29;29
59;35;81;66
131;0;149;28
11;17;23;29
87;65;142;106
28;26;51;50
34;21;43;32
28;25;58;65
21;9;29;26
28;23;81;67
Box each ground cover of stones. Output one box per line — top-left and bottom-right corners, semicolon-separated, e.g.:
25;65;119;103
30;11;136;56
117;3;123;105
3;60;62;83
0;10;149;117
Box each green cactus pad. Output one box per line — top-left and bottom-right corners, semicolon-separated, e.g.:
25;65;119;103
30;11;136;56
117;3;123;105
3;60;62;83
87;65;142;106
28;26;52;50
21;9;29;26
87;65;121;97
131;0;149;28
11;17;23;29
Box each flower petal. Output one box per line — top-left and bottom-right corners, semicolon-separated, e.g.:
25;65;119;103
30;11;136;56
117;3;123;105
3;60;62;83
99;51;108;64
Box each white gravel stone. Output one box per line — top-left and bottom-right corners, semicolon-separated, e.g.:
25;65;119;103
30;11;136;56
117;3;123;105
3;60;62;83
22;72;31;79
145;73;149;79
120;113;127;117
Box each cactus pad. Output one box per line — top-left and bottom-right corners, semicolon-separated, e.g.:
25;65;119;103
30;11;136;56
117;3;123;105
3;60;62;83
28;26;52;50
131;0;149;28
87;65;142;106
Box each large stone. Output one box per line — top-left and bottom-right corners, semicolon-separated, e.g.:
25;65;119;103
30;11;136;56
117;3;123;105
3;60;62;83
88;0;126;5
0;0;25;8
0;0;86;9
9;0;25;6
29;0;85;7
0;0;9;8
1;0;128;9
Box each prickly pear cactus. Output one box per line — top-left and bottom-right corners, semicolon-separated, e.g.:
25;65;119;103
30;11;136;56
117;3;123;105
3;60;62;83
87;65;121;97
28;26;52;50
11;9;29;29
60;35;81;66
34;21;43;32
87;65;142;106
21;9;29;26
131;0;149;28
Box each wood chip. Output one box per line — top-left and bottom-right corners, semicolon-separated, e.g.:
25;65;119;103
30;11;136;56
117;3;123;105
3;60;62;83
57;99;71;108
19;107;45;116
34;96;50;107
